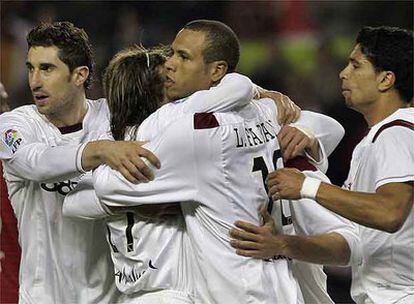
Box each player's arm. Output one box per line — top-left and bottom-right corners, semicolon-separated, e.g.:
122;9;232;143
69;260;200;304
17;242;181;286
63;172;111;220
0;114;159;183
268;128;414;233
270;170;413;233
94;116;198;208
279;111;344;173
62;172;181;220
81;139;160;183
183;73;254;113
184;74;300;125
230;206;352;265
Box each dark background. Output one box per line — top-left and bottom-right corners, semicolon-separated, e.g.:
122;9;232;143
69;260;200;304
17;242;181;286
1;1;413;302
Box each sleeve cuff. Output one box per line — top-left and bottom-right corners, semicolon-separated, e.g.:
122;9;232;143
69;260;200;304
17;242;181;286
76;143;88;173
333;228;362;267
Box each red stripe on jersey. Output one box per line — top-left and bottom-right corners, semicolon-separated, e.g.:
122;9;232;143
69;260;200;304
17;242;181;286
58;122;83;134
285;156;317;171
0;162;21;304
372;119;414;143
194;113;219;129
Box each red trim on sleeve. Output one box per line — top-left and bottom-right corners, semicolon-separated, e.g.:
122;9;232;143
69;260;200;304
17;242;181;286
194;113;219;129
372;119;414;143
285;156;317;171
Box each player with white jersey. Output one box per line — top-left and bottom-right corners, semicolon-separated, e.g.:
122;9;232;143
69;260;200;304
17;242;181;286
0;22;159;303
267;26;413;304
0;99;120;303
346;108;414;304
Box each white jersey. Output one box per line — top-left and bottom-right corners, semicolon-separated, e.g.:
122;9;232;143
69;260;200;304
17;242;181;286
0;99;120;304
92;98;357;303
343;108;414;304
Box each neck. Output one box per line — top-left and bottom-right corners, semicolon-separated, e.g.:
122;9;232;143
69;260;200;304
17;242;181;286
363;94;407;127
47;91;88;127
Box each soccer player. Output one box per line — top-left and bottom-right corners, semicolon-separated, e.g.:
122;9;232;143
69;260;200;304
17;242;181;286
67;20;356;303
266;26;414;304
0;22;159;303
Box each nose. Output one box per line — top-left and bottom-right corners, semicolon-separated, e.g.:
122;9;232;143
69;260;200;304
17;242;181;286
29;69;42;91
165;55;176;72
339;65;349;80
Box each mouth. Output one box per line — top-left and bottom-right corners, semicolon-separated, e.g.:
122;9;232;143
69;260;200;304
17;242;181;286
33;93;50;105
164;75;175;88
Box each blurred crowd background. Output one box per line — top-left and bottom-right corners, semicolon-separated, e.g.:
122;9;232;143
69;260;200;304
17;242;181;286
1;1;413;303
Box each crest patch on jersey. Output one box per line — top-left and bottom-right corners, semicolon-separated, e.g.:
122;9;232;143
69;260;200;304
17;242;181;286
1;129;23;154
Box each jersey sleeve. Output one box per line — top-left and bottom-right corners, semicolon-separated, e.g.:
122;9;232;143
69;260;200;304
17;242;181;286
63;172;111;220
372;127;414;189
291;170;362;266
93;115;199;208
182;73;254;113
292;111;345;173
293;111;345;157
0;112;83;182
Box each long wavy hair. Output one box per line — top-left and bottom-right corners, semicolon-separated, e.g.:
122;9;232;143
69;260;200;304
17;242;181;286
103;45;166;140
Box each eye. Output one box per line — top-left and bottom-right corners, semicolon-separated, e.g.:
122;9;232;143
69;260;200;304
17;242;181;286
179;53;189;61
41;66;53;72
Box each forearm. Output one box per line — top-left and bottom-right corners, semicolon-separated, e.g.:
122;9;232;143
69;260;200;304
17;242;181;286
81;140;108;171
317;182;401;232
6;144;83;182
281;232;350;266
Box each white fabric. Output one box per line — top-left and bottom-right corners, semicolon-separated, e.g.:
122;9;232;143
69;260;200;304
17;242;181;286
343;108;414;304
92;98;354;303
0;99;121;304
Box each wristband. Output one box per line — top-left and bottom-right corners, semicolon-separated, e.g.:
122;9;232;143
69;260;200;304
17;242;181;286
300;177;321;199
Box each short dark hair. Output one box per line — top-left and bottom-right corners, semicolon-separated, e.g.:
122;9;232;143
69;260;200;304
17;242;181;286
356;26;413;103
183;19;240;73
26;21;95;89
103;46;166;140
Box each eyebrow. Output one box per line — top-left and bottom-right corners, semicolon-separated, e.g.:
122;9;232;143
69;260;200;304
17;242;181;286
25;62;57;69
349;57;361;65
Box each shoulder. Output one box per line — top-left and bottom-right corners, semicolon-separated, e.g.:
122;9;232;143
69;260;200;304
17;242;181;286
370;109;414;144
0;105;40;128
86;98;110;116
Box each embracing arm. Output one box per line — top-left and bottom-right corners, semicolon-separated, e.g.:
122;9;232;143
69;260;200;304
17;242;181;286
230;206;354;266
184;73;254;113
0;113;158;183
94;116;198;208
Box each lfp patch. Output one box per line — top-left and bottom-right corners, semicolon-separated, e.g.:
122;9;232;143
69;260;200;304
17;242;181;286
2;129;22;154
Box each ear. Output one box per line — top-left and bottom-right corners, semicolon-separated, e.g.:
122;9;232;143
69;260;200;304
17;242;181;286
72;66;90;87
209;61;228;83
377;70;395;92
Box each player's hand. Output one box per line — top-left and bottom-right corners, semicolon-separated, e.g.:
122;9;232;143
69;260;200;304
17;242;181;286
267;168;305;200
99;140;160;184
230;205;285;259
257;89;301;125
278;125;319;161
83;140;160;184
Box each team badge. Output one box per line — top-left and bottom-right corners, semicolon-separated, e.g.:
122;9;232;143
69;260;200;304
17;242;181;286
2;129;23;154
